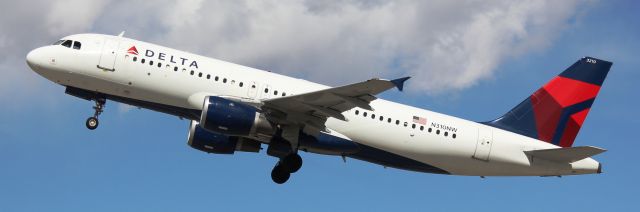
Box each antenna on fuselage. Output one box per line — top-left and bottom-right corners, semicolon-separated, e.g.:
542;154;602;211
118;31;125;37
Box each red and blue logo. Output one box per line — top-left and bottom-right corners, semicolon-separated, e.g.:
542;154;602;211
485;57;612;147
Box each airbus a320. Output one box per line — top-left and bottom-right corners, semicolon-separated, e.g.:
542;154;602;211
26;33;612;184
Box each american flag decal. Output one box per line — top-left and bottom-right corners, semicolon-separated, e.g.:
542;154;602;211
413;116;427;125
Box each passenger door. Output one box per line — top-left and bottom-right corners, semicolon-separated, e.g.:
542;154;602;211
473;126;493;161
97;38;119;71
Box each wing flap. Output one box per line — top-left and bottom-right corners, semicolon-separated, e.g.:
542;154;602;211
525;146;606;163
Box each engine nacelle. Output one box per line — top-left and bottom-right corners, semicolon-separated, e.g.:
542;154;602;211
187;121;261;154
200;96;274;139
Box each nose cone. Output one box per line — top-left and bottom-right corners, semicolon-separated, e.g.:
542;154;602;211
26;48;42;70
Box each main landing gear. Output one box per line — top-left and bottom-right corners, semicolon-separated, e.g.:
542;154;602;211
85;98;105;130
271;153;303;184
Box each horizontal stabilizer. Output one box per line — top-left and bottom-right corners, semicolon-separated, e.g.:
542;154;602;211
525;146;606;163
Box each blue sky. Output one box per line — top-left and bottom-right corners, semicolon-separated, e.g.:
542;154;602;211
1;1;639;211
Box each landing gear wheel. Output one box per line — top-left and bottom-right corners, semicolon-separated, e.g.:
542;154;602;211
86;117;99;130
282;153;303;173
86;98;105;130
271;163;290;184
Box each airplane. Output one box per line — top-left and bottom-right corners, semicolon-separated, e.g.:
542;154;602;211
26;33;612;184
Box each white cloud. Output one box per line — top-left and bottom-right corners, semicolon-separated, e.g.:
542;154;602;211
0;0;590;104
147;0;586;93
45;0;110;35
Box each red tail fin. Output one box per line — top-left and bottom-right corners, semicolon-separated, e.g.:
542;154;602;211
485;57;612;147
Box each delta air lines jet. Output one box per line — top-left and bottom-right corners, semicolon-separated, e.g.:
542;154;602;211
26;33;612;184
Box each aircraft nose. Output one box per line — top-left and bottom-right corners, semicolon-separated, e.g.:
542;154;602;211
26;48;43;69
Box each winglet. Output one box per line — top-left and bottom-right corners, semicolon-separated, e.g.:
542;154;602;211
390;77;411;91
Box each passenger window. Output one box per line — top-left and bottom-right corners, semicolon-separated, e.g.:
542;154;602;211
141;58;146;64
387;118;391;123
404;122;408;127
61;40;72;48
395;120;399;125
355;110;359;115
174;67;178;72
223;78;227;83
371;114;375;119
198;72;202;77
379;116;383;121
149;60;154;66
190;70;194;75
452;134;457;139
412;124;416;129
73;41;81;50
428;128;432;133
444;131;448;137
133;57;137;62
436;130;440;135
363;112;367;117
420;126;424;131
264;88;268;93
158;63;162;68
207;74;211;79
282;92;286;96
239;82;243;87
274;90;278;95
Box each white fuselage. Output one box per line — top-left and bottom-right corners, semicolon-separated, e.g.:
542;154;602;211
26;34;600;176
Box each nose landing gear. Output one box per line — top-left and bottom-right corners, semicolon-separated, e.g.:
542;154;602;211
86;98;105;130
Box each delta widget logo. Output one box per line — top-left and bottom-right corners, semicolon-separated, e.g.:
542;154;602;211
127;46;139;55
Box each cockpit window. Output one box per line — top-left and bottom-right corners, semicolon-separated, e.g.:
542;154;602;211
61;40;72;48
73;41;81;50
53;40;65;45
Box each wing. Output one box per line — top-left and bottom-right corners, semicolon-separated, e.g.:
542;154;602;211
262;77;410;130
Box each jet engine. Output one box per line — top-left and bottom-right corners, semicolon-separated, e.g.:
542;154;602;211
187;120;261;154
200;96;275;140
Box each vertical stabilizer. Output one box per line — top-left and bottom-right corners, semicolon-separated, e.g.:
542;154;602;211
485;57;612;147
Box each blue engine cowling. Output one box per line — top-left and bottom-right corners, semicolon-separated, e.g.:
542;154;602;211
200;96;273;137
187;121;262;154
188;121;238;154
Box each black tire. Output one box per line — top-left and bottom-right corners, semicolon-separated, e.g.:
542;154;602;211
86;117;99;130
282;153;303;173
271;164;290;184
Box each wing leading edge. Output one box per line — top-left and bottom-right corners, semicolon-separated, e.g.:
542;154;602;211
262;77;410;129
